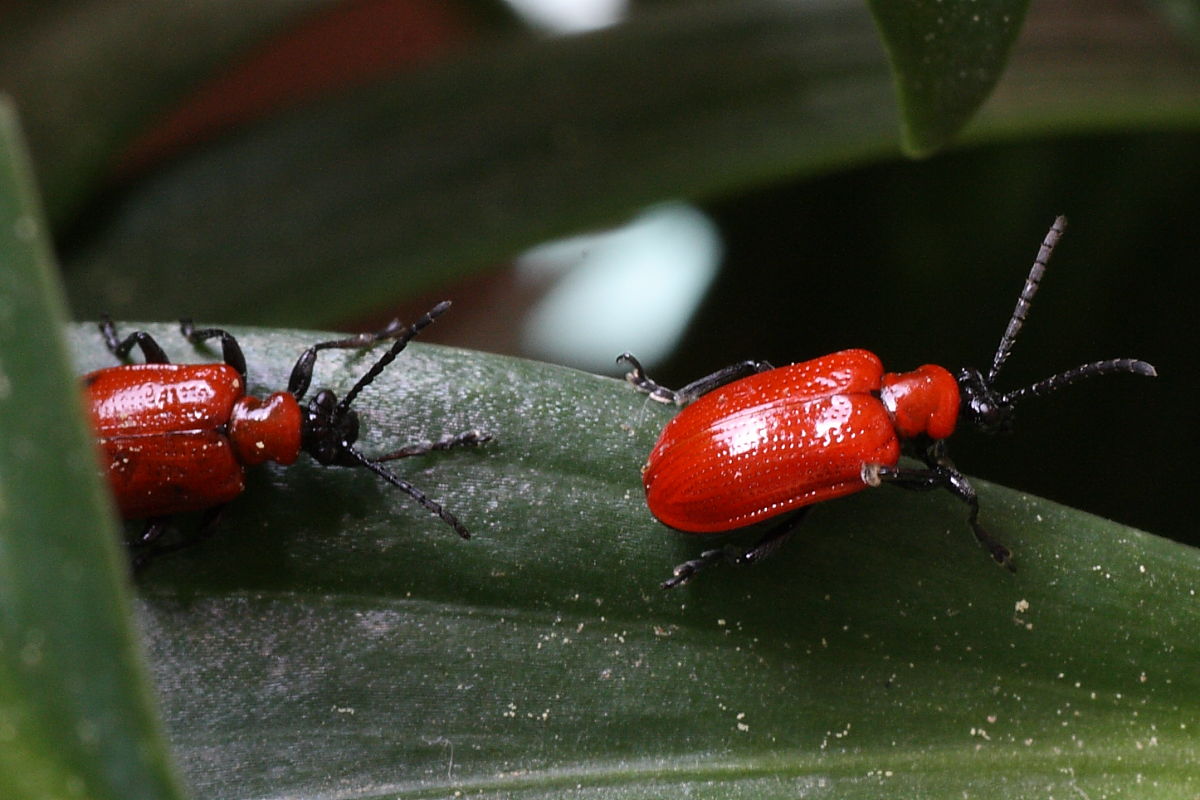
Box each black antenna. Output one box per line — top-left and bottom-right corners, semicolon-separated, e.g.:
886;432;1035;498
337;300;450;414
1002;358;1156;405
987;216;1065;384
968;216;1156;418
343;447;471;539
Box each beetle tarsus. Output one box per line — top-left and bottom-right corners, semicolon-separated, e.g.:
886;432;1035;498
979;532;1016;572
136;517;168;547
180;320;248;381
617;352;678;405
129;506;227;572
968;515;1016;572
661;509;808;589
619;352;774;407
661;548;726;589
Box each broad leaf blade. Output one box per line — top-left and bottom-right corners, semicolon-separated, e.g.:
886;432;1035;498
66;323;1200;799
869;0;1031;155
0;103;184;800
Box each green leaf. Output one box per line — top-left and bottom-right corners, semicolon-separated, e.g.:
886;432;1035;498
60;2;903;325
1156;0;1200;46
0;1;525;228
59;2;1200;325
0;102;184;800
64;320;1200;799
0;0;344;224
868;0;1031;155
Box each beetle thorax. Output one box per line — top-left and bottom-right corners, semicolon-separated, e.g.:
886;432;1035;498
228;391;302;466
879;364;960;441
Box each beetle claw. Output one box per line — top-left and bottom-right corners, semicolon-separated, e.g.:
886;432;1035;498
661;547;735;589
991;543;1016;572
661;564;699;589
619;352;681;405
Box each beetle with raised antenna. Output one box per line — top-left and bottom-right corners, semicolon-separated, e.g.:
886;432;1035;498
85;301;489;567
620;216;1156;588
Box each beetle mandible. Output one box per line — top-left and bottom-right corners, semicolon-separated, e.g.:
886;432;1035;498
85;301;488;566
618;217;1156;588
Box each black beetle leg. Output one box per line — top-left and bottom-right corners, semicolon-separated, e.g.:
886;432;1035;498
618;353;774;406
129;517;168;572
180;320;248;383
662;507;810;589
286;303;450;401
137;517;168;546
862;461;1014;571
100;316;169;364
130;506;228;572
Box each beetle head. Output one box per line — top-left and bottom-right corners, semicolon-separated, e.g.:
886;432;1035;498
301;389;360;466
956;368;1015;435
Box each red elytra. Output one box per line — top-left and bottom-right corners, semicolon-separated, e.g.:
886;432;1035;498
86;303;488;567
642;350;958;533
620;217;1157;588
85;363;301;518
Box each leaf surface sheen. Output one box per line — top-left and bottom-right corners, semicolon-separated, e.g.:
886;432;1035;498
66;323;1200;800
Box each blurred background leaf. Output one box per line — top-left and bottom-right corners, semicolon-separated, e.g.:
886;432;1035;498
0;0;347;225
0;101;185;800
42;1;1200;330
59;1;902;325
867;0;1032;154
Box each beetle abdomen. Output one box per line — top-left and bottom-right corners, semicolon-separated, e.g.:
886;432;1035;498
644;391;899;531
101;431;245;518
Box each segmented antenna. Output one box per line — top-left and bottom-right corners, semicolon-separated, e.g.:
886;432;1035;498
343;446;471;539
1001;358;1157;405
337;300;451;413
987;216;1066;384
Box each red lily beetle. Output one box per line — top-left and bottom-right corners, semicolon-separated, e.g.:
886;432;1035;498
619;217;1156;588
84;301;488;566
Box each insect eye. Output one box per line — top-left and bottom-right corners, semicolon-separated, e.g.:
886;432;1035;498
313;389;338;414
